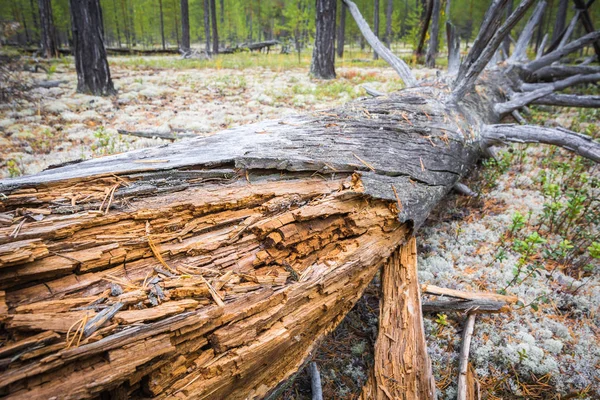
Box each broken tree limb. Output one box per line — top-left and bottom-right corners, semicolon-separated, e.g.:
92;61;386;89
309;362;324;400
422;299;511;313
451;0;536;102
116;128;198;141
482;124;600;162
557;11;582;50
531;93;600;108
530;65;600;81
453;182;478;197
362;85;386;97
508;0;547;63
496;72;600;113
457;314;476;400
342;0;416;86
523;30;600;73
360;238;436;399
421;284;519;304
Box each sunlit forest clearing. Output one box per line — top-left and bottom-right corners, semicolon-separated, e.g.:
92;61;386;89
0;0;599;399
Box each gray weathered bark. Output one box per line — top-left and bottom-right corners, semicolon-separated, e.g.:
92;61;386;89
37;0;57;58
337;1;346;58
180;0;190;53
69;0;116;96
310;0;337;79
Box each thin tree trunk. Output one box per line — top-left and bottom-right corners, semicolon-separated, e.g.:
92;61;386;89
37;0;57;58
415;0;433;57
385;0;393;48
30;0;39;43
337;1;346;58
311;0;337;79
181;0;190;52
204;0;211;53
173;0;180;47
425;0;441;67
159;0;166;50
210;0;218;53
112;0;122;47
551;0;568;44
69;0;116;96
373;0;380;59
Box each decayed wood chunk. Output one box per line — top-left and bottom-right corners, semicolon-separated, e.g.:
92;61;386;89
360;237;436;400
0;174;409;399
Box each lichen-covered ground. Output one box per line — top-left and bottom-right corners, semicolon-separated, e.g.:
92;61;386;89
1;54;598;399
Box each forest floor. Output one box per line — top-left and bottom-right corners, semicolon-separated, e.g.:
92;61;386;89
0;53;598;399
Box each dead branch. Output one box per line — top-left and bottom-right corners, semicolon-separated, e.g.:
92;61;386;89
531;65;600;81
497;72;600;113
524;30;600;73
421;284;519;304
451;0;536;102
309;362;324;400
531;93;600;108
342;0;416;86
509;0;547;62
116;128;197;141
422;299;510;313
457;314;476;400
482;124;600;162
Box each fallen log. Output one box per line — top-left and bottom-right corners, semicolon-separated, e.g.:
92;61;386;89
0;1;598;398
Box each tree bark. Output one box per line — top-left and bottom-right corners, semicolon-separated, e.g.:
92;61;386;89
69;0;116;96
337;1;346;58
310;0;337;79
37;0;57;58
425;0;441;67
210;0;218;54
180;0;190;53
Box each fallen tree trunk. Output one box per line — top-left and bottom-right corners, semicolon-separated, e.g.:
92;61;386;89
0;1;598;398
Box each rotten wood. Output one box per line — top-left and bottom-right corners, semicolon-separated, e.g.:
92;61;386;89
359;238;436;399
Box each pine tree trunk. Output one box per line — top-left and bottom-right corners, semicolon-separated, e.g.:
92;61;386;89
204;0;211;53
373;0;380;59
180;0;190;52
310;0;337;79
69;0;116;96
425;0;441;67
385;0;393;48
210;0;218;54
337;1;346;58
37;0;57;58
415;0;433;57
